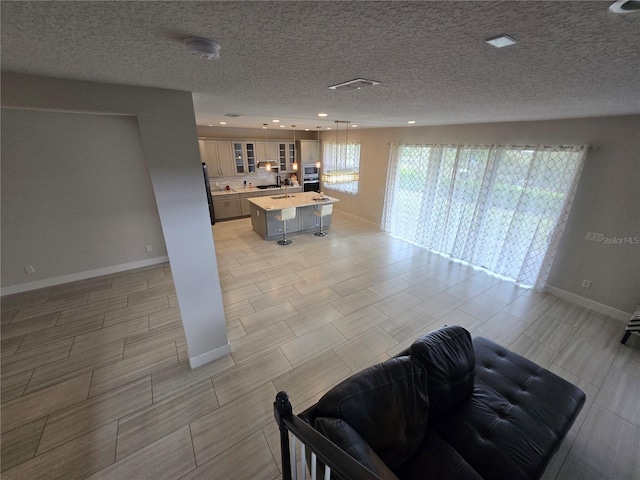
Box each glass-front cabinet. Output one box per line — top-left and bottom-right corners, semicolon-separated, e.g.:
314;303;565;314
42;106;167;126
246;143;256;173
233;142;256;174
233;142;244;174
278;142;296;172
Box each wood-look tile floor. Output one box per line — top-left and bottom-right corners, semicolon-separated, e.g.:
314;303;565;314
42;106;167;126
1;211;639;479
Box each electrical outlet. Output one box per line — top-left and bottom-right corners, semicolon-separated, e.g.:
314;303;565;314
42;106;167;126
581;279;592;289
585;232;604;242
24;265;35;274
146;245;153;252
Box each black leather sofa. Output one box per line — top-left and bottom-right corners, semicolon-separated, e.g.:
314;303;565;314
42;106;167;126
297;326;586;480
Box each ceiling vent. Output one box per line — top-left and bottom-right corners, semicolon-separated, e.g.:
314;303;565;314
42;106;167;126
486;34;518;48
609;0;640;13
224;113;241;118
328;78;382;92
183;37;221;60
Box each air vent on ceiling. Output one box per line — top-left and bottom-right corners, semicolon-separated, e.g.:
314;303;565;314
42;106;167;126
224;113;242;118
328;78;382;92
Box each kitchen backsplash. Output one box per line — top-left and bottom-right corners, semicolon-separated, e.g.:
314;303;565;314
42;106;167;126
209;171;300;191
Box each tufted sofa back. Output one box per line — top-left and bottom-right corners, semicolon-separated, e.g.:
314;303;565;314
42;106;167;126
314;356;429;470
409;326;475;418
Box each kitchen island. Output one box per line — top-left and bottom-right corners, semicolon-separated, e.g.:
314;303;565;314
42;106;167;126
248;191;339;240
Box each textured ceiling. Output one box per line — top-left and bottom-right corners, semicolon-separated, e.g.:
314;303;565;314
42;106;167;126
2;1;639;129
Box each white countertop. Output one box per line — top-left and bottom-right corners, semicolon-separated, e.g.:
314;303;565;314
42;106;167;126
211;185;302;196
247;191;339;210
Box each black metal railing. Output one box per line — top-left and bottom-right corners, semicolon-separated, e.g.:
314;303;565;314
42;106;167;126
274;391;383;480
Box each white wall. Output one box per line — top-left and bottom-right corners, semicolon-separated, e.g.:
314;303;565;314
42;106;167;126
1;109;167;286
320;115;640;314
1;73;229;368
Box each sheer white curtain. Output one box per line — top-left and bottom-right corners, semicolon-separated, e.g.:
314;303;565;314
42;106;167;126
382;143;586;288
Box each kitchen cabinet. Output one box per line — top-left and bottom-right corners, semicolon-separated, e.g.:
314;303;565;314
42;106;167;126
256;141;279;168
199;140;234;177
240;191;263;216
233;142;257;174
299;206;320;230
216;141;235;176
278;142;296;172
297;140;320;164
213;194;241;220
265;211;302;237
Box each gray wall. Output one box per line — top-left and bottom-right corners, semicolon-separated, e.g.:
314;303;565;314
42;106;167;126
320;115;640;314
2;73;229;367
1;109;166;287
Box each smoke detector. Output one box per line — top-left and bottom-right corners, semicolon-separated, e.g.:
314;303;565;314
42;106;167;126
183;37;221;60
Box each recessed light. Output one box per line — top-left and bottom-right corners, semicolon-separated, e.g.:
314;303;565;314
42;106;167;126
408;120;416;124
327;127;332;130
272;119;280;123
486;34;517;48
318;113;328;117
219;121;226;125
352;125;358;128
305;128;310;131
279;125;285;127
207;124;213;126
328;78;382;92
610;0;640;13
262;125;267;129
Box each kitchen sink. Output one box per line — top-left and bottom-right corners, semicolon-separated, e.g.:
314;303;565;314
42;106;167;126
270;195;295;199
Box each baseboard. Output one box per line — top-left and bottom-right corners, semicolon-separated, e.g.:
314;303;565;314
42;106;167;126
544;285;631;324
333;208;381;228
189;343;232;369
1;256;169;296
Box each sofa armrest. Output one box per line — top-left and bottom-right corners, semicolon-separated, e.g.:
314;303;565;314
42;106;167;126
275;392;389;480
316;417;399;480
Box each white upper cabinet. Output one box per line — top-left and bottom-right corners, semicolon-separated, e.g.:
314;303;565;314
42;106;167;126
255;141;279;164
297;140;320;164
216;141;235;177
199;140;235;177
233;141;257;174
278;142;296;172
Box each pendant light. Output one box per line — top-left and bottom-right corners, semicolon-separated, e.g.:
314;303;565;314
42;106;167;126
291;125;298;171
316;127;321;169
260;123;274;171
322;120;357;185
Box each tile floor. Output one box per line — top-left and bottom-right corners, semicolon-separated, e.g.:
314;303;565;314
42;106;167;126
1;211;639;479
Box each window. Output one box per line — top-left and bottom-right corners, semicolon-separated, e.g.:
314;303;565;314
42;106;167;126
382;144;586;288
322;141;361;194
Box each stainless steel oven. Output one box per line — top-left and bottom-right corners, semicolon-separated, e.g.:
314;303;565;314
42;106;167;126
302;164;319;178
302;163;320;192
303;180;320;192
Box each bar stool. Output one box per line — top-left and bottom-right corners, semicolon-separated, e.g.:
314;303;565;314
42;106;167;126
313;203;333;237
274;207;296;245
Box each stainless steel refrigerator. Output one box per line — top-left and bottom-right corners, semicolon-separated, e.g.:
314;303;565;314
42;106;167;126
202;163;215;225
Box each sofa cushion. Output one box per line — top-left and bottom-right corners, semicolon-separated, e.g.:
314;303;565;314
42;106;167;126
315;417;399;480
409;326;475;417
434;336;586;480
394;429;483;480
316;356;429;469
